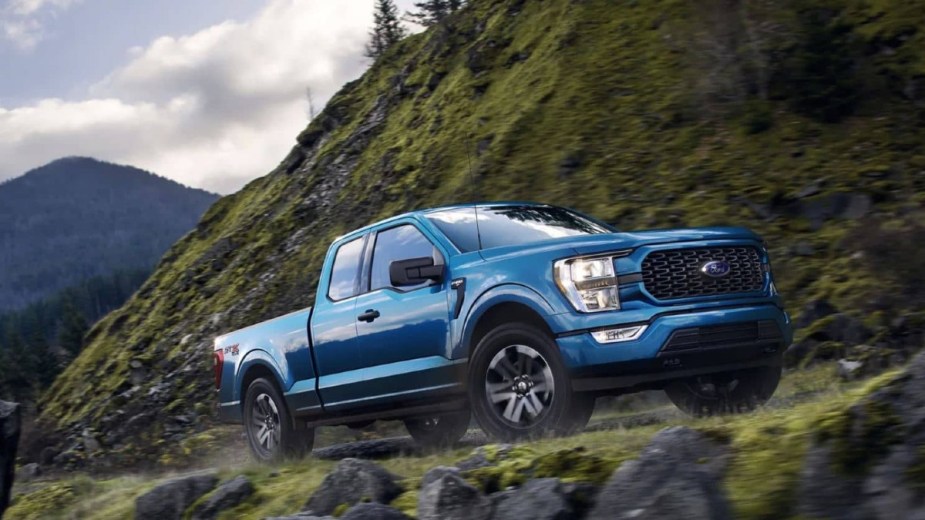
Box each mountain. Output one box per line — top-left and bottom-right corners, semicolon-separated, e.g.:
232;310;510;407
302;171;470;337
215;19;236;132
37;0;925;468
0;157;218;311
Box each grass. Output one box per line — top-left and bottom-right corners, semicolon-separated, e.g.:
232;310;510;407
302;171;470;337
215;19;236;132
9;362;879;520
35;0;925;477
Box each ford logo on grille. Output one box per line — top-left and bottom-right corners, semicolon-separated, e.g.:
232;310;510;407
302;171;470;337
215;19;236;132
701;260;731;278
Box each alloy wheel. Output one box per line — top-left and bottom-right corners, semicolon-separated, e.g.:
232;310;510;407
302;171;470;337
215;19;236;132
484;344;555;427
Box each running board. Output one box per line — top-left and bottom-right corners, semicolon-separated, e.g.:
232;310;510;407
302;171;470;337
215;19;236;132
299;398;469;429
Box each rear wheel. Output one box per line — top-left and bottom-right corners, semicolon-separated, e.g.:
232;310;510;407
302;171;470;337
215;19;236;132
404;410;470;448
665;365;782;416
244;377;314;462
469;324;588;441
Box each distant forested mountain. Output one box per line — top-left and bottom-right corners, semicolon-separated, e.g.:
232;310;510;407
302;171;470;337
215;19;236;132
0;157;218;311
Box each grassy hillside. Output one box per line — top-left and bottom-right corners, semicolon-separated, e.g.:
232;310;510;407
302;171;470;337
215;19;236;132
37;0;925;467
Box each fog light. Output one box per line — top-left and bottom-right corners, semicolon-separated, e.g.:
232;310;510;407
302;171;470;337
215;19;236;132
591;325;647;344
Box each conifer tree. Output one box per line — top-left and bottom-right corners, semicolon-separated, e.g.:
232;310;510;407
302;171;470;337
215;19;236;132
406;0;464;27
365;0;407;59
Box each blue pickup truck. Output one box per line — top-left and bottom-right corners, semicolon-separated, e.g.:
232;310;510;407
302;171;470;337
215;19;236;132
214;203;792;461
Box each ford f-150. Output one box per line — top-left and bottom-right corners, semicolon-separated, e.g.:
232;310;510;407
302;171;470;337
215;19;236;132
213;203;792;461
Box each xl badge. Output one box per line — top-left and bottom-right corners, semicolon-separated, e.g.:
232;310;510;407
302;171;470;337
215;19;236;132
701;260;731;278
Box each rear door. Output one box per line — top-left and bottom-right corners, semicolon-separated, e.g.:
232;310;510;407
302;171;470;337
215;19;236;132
310;233;369;411
352;222;460;408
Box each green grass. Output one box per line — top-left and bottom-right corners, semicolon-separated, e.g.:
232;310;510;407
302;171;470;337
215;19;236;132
9;362;883;520
36;0;925;471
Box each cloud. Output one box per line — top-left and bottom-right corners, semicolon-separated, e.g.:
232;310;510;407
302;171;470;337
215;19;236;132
0;0;419;193
1;0;80;49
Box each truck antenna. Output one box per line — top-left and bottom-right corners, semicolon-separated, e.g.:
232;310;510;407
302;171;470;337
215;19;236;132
466;133;483;250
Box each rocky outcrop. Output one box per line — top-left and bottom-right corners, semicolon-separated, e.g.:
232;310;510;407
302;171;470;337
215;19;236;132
191;475;254;520
797;351;925;519
135;473;219;520
1;400;21;516
418;472;491;520
304;459;403;516
588;427;732;520
491;478;575;520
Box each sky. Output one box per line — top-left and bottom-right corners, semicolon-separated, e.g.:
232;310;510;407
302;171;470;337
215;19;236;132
0;0;420;194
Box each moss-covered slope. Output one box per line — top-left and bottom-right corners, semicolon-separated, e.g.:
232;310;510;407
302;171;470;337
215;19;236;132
38;0;925;466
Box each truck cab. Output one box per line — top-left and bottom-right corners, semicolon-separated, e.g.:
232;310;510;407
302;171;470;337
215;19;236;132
214;203;792;461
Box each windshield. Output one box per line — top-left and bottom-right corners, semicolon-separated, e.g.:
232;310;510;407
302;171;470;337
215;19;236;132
426;205;614;252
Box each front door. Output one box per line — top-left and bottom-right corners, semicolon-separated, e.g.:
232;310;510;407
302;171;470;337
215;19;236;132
353;223;459;408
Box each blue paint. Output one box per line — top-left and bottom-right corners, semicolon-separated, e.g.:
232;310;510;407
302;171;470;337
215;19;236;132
214;202;792;424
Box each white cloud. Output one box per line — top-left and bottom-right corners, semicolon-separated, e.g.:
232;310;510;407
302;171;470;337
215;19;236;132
0;0;420;193
1;0;80;49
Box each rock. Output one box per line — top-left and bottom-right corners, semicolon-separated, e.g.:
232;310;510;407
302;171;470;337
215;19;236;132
797;351;925;518
39;446;58;466
341;503;411;520
796;444;869;519
795;299;839;329
312;437;418;461
17;462;41;481
421;466;461;489
808;313;873;345
82;429;101;452
1;400;21;516
587;427;731;520
456;444;513;471
190;475;254;520
304;459;402;516
135;473;219;520
837;358;865;380
792;241;815;257
491;478;573;520
418;473;491;520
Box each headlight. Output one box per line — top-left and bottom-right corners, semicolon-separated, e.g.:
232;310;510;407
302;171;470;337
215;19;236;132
554;256;620;312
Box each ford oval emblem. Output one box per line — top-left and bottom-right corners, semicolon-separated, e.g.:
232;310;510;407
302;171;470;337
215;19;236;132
701;260;731;278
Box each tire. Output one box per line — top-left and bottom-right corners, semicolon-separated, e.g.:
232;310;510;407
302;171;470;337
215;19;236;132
404;410;470;449
468;323;586;441
665;365;782;417
244;377;315;462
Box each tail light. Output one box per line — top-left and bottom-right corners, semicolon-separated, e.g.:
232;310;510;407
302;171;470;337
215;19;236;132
213;350;224;390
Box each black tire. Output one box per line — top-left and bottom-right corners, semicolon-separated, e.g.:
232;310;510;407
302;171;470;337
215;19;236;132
404;410;470;449
665;365;782;417
468;323;584;441
244;377;315;462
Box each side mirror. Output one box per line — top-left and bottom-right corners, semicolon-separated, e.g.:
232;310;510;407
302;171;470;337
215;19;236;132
390;257;445;287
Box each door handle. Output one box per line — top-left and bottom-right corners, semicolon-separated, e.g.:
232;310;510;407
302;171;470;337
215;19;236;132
357;309;380;322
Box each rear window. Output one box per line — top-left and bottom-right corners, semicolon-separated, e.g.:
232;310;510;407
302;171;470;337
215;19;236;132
327;237;364;300
427;205;612;253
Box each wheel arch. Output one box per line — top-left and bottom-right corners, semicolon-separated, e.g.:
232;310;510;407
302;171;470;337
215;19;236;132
236;350;287;407
463;285;557;359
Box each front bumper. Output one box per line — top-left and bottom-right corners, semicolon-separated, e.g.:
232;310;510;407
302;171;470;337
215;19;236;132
555;303;792;393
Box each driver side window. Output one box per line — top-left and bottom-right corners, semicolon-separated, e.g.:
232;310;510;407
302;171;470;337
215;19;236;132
370;225;443;291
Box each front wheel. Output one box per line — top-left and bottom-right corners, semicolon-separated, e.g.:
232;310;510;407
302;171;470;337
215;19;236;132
244;377;314;462
404;410;470;449
665;365;782;416
469;324;587;441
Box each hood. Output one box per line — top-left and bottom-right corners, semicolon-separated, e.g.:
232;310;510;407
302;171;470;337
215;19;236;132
478;226;761;260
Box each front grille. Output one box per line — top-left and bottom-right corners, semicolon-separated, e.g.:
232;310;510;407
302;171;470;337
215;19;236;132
641;246;764;300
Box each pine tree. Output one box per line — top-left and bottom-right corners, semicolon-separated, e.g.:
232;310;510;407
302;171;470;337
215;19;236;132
406;0;464;27
365;0;407;59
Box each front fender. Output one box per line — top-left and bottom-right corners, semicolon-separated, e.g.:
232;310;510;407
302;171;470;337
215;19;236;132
456;283;556;358
233;349;290;403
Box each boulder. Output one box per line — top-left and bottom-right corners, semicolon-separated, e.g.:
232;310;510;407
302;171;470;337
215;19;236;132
797;351;925;518
837;358;865;381
135;473;219;520
0;400;21;517
312;437;417;461
304;459;402;516
421;466;461;489
587;427;732;520
17;462;41;481
795;299;838;330
418;473;491;520
191;475;254;520
341;503;411;519
491;478;573;520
